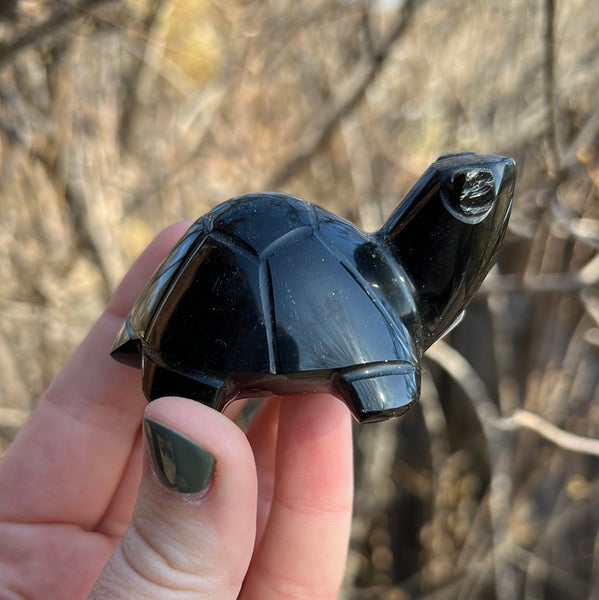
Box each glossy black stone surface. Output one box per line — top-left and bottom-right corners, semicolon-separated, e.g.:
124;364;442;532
112;152;516;422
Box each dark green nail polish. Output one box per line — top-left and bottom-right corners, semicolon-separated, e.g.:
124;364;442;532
143;418;215;494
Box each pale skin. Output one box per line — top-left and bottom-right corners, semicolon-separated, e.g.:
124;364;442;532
0;222;354;599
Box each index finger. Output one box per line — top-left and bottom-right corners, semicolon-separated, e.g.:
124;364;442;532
0;221;191;527
241;394;353;599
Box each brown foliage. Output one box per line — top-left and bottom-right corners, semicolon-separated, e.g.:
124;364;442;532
1;0;598;597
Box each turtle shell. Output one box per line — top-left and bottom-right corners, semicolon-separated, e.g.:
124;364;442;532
113;152;516;423
112;193;420;423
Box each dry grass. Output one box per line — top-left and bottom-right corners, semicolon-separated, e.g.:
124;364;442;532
1;0;598;597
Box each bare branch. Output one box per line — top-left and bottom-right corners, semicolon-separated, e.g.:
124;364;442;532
562;105;599;169
0;407;29;430
267;0;421;189
542;0;562;177
0;0;116;68
119;0;170;150
478;271;597;294
506;410;599;457
427;341;599;458
425;340;503;439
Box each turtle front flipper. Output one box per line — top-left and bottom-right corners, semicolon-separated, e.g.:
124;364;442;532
112;318;142;368
376;153;516;349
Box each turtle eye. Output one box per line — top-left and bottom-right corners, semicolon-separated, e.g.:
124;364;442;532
440;168;497;224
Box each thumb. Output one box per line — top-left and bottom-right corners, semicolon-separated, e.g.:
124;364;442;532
89;397;257;599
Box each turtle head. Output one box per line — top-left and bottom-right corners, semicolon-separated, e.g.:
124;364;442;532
377;152;515;349
436;153;514;224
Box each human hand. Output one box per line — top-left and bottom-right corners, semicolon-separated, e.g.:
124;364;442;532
0;222;353;599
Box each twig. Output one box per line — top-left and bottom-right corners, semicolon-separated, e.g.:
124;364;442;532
425;340;518;600
542;0;562;177
425;341;500;436
0;407;29;430
581;289;599;327
506;410;599;457
520;504;594;598
426;339;599;596
267;0;421;189
0;108;116;299
0;0;115;68
119;0;170;150
426;341;599;457
562;105;599;169
478;271;598;294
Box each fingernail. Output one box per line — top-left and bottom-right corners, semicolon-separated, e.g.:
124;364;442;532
143;418;215;495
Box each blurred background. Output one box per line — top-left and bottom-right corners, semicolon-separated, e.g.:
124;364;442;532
0;0;598;597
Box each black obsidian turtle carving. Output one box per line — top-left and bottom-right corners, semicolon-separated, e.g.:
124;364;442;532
112;152;515;423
